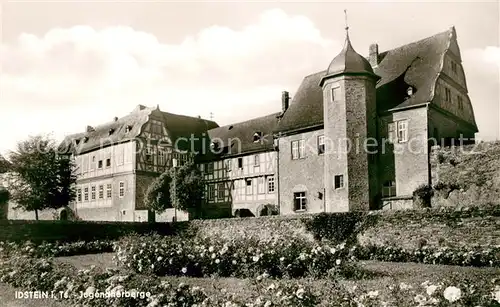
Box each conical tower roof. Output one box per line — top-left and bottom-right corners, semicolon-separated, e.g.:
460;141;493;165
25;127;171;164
320;23;379;86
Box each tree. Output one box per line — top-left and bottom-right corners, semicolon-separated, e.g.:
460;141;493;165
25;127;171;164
8;135;77;220
170;161;204;212
144;160;204;219
144;171;173;213
0;187;9;219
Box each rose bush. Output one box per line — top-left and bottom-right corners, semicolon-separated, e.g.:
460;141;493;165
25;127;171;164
113;234;359;279
0;240;114;258
1;254;500;306
355;244;500;267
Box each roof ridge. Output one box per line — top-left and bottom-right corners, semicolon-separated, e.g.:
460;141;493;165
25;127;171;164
213;112;281;130
380;27;452;55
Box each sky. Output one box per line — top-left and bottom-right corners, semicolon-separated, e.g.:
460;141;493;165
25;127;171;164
0;0;499;156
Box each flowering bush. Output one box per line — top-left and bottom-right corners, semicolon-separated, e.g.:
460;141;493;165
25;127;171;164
1;251;500;306
355;244;500;267
0;240;114;258
113;234;358;279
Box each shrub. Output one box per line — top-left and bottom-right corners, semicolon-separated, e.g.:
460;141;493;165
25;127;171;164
113;234;360;279
302;212;368;244
413;184;434;208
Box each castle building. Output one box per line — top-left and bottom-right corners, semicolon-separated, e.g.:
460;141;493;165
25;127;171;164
4;26;478;221
202;26;477;215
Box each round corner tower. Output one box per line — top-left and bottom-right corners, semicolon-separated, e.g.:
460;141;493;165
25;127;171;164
319;27;380;212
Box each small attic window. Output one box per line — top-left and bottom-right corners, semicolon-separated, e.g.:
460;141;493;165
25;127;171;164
83;136;89;143
125;125;133;133
228;125;234;130
210;140;219;150
75;139;80;145
253;132;263;143
108;128;115;135
407;86;414;96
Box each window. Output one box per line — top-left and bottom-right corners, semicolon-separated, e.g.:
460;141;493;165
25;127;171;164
267;176;275;193
334;175;344;189
245;179;252;195
98;185;104;199
106;158;111;167
207;162;214;174
388;121;408;143
225;159;232;172
382;181;396;198
238;158;243;169
291;140;305;160
77;188;82;202
119;182;125;198
293;192;307;211
397;120;408;143
331;84;341;102
444;87;451;102
457;95;464;110
254;154;260;167
92;156;96;162
317;135;325;155
451;61;457;74
208;184;215;201
258;177;265;194
106;184;112;198
388;123;396;143
84;187;89;201
98;160;103;169
217;183;225;200
253;132;262;143
91;186;96;200
145;147;153;162
158;149;166;166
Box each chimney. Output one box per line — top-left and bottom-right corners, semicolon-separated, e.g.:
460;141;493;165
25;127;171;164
369;43;379;67
281;91;290;112
86;125;95;132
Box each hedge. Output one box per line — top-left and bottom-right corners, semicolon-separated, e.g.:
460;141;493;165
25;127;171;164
0;220;191;243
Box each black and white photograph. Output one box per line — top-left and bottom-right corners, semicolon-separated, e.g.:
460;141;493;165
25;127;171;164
0;0;499;306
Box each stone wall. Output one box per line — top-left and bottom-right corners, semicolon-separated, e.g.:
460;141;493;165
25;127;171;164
429;142;500;208
357;208;500;250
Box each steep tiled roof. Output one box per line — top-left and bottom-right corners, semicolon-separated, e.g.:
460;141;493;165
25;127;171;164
276;27;466;133
59;105;218;154
199;112;281;161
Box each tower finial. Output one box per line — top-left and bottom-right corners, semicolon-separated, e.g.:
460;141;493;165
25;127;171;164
344;9;349;32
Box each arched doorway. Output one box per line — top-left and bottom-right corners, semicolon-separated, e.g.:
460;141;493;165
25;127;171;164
59;209;68;221
258;204;278;217
234;209;255;218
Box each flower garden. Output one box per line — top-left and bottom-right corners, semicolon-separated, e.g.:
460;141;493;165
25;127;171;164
1;207;500;306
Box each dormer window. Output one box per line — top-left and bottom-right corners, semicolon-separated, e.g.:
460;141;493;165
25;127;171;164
108;128;115;135
83;136;89;143
407;86;414;97
125;125;133;133
75;139;80;145
253;132;263;143
210;141;220;151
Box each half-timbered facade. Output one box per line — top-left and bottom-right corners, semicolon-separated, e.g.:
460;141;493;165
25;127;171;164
60;105;217;222
197;112;280;217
